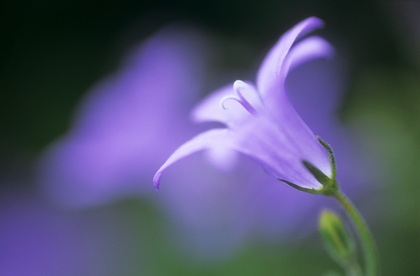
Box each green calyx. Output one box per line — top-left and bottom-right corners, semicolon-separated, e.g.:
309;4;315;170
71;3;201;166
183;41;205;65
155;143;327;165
279;137;339;197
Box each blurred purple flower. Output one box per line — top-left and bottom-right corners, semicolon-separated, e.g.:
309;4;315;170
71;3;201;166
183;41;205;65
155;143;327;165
154;17;334;191
39;27;206;208
38;27;250;257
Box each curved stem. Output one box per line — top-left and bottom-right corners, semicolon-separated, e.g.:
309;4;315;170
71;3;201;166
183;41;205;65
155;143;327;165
333;192;378;276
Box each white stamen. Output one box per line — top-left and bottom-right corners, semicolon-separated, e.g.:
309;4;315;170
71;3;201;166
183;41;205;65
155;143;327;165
234;86;257;115
220;95;241;110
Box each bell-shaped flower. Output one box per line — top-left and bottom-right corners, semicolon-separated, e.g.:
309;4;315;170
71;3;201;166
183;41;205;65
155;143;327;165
154;17;335;191
38;27;208;207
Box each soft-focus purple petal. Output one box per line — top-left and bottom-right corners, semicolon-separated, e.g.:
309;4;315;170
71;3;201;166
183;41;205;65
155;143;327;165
153;129;232;190
256;17;324;100
39;27;207;208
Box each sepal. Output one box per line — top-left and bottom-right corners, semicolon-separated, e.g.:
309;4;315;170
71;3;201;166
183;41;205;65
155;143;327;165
279;137;339;196
317;136;336;179
278;178;321;195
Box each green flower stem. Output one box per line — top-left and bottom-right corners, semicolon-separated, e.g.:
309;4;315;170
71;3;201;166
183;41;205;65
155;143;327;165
333;192;378;276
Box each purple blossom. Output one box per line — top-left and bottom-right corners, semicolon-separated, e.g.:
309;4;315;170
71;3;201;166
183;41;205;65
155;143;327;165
39;27;206;208
154;17;335;191
37;27;249;256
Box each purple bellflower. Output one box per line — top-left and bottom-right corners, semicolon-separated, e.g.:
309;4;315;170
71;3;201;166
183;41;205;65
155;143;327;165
154;17;336;192
39;27;207;208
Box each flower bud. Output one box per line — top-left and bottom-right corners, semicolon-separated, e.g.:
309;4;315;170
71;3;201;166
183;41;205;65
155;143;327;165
319;210;355;266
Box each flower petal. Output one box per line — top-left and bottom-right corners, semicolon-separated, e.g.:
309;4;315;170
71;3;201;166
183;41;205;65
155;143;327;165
153;129;231;190
39;27;207;208
205;146;239;171
230;115;329;189
256;17;324;99
282;36;334;82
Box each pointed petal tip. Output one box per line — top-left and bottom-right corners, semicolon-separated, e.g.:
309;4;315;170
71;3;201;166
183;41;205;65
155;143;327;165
151;129;231;191
284;36;335;74
295;17;325;37
304;16;324;28
256;16;327;97
153;171;162;191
